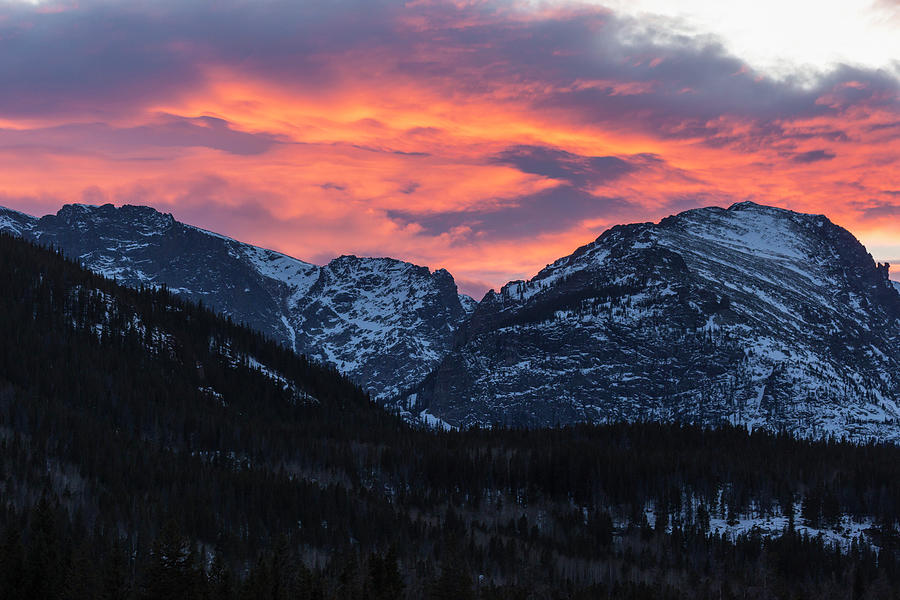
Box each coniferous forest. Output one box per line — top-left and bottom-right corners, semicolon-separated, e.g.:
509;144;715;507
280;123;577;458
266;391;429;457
4;232;900;599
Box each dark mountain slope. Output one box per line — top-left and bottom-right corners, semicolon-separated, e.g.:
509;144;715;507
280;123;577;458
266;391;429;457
5;233;900;597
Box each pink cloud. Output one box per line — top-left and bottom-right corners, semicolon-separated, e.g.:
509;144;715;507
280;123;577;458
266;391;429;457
0;0;896;295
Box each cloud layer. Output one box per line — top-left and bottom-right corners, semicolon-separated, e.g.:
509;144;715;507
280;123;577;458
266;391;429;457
0;0;898;293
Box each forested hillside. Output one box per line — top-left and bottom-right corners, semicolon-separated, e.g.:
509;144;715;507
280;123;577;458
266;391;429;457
2;232;900;599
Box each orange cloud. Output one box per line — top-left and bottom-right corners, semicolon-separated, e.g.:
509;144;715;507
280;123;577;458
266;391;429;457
0;0;897;296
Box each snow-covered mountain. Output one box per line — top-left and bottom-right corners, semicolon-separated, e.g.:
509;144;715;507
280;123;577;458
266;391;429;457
5;200;900;441
0;203;474;399
0;206;34;236
405;202;900;441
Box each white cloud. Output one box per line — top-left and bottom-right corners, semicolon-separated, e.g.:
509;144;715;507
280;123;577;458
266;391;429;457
598;0;900;78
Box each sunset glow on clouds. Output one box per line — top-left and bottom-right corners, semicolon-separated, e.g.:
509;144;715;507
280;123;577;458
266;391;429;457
0;0;898;295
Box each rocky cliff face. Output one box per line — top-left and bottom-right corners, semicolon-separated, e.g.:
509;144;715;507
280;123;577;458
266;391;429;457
0;203;474;399
404;202;900;441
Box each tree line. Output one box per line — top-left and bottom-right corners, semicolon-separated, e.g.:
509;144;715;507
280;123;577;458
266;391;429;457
1;232;900;598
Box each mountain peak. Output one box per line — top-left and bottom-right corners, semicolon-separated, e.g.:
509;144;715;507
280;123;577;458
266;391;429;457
412;201;900;439
326;254;436;281
727;200;784;213
2;203;472;401
657;201;829;230
726;200;824;218
0;206;38;236
53;203;176;235
329;254;401;268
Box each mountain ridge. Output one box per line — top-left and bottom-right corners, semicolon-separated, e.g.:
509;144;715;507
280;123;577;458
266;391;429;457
4;200;900;440
404;201;900;441
0;202;474;400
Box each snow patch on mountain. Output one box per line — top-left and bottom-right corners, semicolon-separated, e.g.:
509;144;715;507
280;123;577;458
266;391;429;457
418;409;457;431
238;244;320;308
0;207;37;236
289;256;470;398
459;294;478;315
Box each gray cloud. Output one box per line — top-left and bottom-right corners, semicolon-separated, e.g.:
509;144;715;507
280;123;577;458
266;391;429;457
0;0;394;116
792;149;837;163
491;145;636;189
0;0;896;137
858;200;900;218
388;186;631;240
0;115;284;155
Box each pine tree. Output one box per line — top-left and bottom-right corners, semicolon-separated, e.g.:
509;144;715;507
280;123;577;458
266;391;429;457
802;488;822;529
63;541;98;600
141;520;198;600
100;538;131;600
208;549;234;600
0;526;24;599
366;547;404;600
24;497;64;600
430;553;473;600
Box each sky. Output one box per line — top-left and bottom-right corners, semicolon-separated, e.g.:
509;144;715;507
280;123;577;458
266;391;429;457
0;0;898;296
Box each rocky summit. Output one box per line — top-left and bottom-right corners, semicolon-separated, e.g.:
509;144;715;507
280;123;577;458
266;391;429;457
0;203;473;400
404;202;900;441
